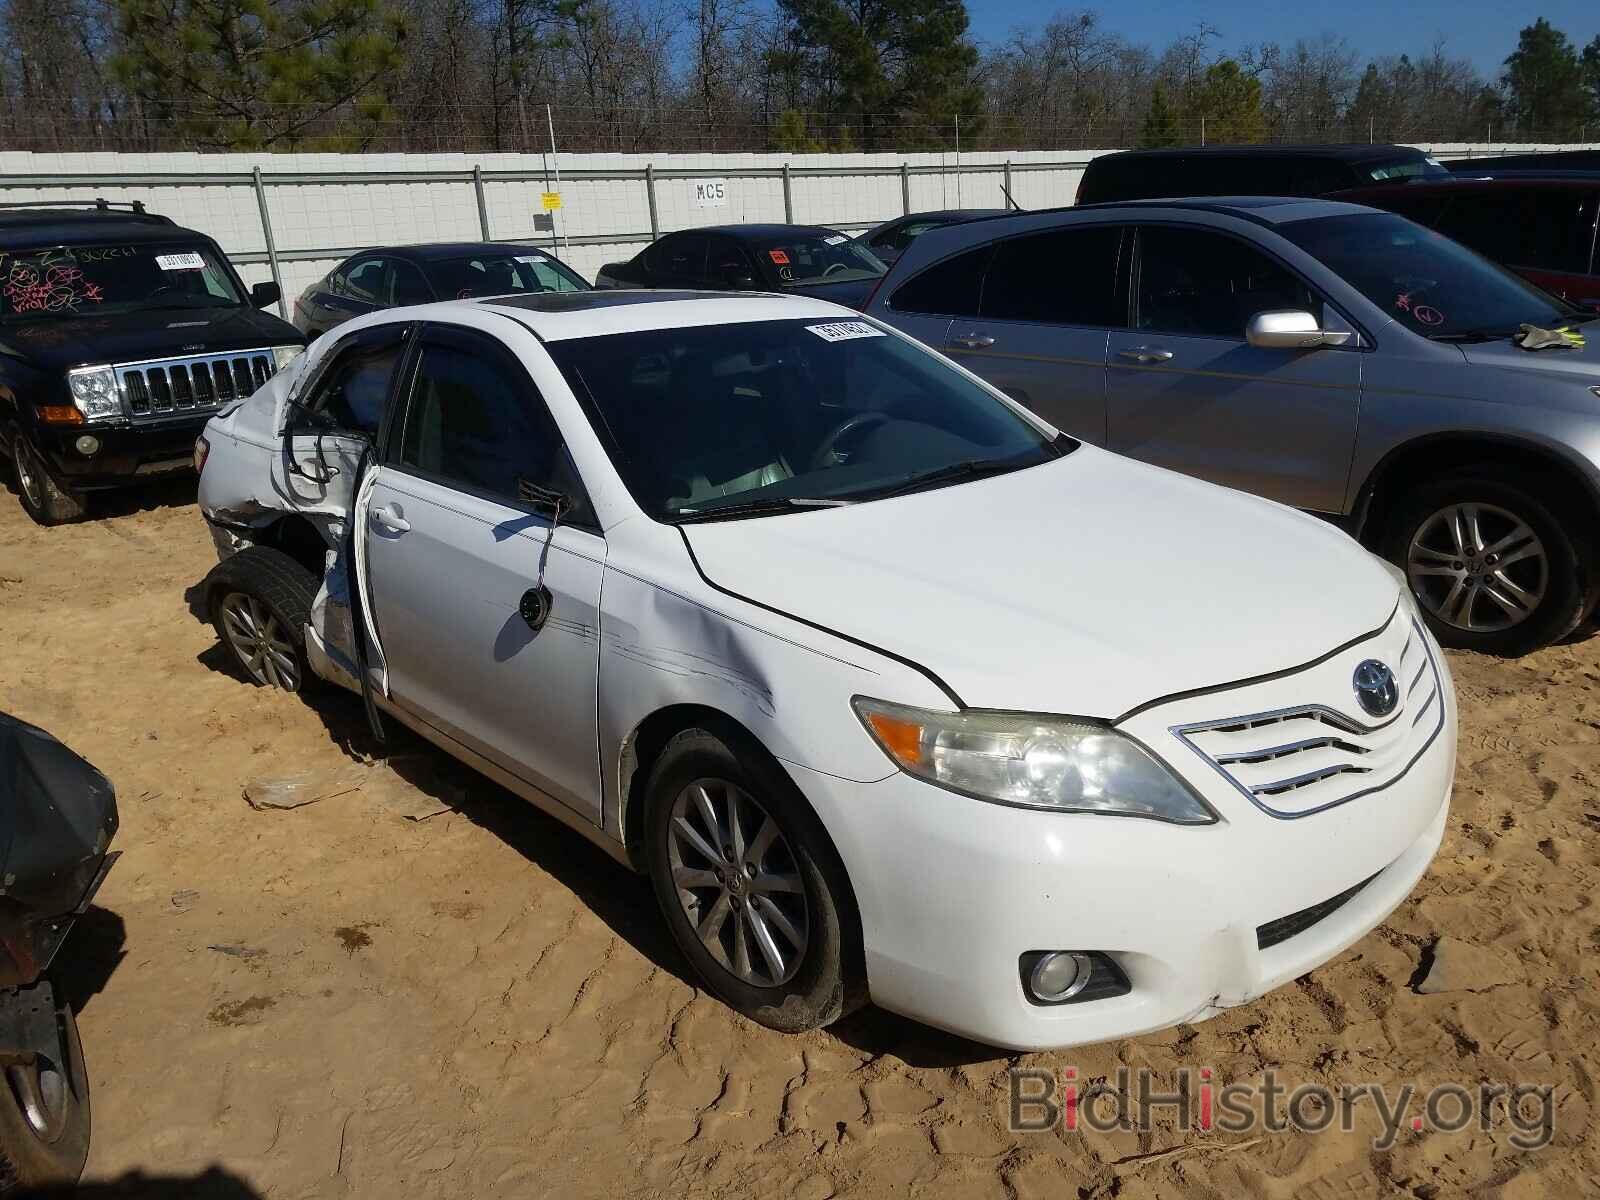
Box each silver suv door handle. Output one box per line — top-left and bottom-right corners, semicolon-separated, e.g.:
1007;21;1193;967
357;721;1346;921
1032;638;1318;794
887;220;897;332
372;504;410;533
1117;346;1174;364
949;333;996;350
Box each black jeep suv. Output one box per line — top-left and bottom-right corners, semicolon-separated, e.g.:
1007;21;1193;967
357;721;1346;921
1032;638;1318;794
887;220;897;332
0;201;304;524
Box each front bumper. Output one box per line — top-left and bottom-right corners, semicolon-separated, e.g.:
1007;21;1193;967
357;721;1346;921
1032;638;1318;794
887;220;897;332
787;614;1457;1051
34;415;204;490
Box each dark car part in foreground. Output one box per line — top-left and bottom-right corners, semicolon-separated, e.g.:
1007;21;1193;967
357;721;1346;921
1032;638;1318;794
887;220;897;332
292;242;590;339
0;199;304;526
595;224;887;310
0;712;119;1194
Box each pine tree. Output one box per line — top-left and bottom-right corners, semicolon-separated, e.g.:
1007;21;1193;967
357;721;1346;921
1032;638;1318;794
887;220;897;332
1501;18;1593;138
1189;59;1265;144
1138;82;1180;147
111;0;408;149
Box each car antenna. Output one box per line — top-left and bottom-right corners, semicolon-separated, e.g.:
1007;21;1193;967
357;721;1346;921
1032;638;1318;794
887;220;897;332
1000;183;1025;212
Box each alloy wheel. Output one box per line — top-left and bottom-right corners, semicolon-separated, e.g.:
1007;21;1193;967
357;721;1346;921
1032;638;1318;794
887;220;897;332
1406;501;1548;633
666;777;809;988
219;592;300;689
13;438;45;512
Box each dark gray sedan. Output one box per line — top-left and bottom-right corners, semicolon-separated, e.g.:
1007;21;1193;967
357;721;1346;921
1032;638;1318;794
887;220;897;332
293;243;588;338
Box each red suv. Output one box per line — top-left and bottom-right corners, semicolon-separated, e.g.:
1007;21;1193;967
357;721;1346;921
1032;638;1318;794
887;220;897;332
1334;175;1600;310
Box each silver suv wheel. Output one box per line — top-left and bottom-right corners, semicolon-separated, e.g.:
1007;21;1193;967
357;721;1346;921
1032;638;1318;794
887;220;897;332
1406;502;1549;633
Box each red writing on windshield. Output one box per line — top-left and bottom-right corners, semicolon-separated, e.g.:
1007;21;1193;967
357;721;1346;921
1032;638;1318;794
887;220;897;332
3;263;104;313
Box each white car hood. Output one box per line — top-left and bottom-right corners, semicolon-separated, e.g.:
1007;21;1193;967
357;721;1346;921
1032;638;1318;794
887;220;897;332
682;447;1399;718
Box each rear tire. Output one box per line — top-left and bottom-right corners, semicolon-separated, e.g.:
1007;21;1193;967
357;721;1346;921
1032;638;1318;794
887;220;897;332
1381;467;1589;656
207;546;320;692
10;434;87;526
643;726;863;1033
0;993;90;1195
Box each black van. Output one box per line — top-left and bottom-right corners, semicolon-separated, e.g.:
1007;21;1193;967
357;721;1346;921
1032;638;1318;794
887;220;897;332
1075;144;1451;205
0;201;304;525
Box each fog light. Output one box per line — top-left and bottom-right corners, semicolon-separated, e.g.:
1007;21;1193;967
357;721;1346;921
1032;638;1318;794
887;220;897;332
1029;951;1093;1002
75;435;101;456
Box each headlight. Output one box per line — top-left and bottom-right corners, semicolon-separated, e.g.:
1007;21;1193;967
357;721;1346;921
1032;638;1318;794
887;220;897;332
272;344;303;372
66;365;121;421
852;698;1217;824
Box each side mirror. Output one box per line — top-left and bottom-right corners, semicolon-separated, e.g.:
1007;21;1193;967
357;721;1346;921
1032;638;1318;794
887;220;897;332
251;281;281;309
1246;309;1351;350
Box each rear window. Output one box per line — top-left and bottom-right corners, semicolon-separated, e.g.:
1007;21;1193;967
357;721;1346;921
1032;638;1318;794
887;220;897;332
758;234;885;287
427;252;587;300
1366;156;1449;183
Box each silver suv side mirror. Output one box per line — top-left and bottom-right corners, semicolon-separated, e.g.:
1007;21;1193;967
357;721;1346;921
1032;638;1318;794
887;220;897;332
1246;310;1352;350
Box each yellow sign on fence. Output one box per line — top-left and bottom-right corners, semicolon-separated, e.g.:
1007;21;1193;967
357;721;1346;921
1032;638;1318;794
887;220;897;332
540;192;562;211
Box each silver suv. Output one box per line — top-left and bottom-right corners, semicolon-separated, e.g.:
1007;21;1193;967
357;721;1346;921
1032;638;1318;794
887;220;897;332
866;197;1600;655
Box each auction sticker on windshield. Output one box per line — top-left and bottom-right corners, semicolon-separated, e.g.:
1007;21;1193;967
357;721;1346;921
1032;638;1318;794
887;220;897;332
807;321;886;343
156;252;206;271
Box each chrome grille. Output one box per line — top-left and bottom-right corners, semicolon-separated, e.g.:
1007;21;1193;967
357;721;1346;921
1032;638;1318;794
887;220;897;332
117;349;277;421
1172;617;1446;819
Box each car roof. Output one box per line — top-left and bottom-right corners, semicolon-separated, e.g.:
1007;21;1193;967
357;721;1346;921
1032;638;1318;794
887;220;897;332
351;242;559;262
953;196;1376;229
477;289;859;341
663;224;840;240
1089;143;1429;165
1334;175;1600;198
0;208;200;250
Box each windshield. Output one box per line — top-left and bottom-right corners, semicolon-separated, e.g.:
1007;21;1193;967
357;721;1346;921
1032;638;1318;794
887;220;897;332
428;252;588;300
761;235;886;287
1366;156;1450;183
1280;211;1578;339
0;242;242;321
549;318;1062;520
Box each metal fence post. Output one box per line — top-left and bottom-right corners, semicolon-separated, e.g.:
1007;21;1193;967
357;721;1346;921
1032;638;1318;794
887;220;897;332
645;164;659;239
251;165;288;320
472;165;492;240
782;163;793;223
1004;160;1013;208
900;162;910;215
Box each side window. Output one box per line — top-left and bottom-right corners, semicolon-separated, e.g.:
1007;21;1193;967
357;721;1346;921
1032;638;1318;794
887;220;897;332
706;238;751;284
653;234;709;280
391;261;431;306
982;226;1124;326
341;258;390;304
1135;226;1319;339
305;339;402;434
398;337;568;505
888;245;990;317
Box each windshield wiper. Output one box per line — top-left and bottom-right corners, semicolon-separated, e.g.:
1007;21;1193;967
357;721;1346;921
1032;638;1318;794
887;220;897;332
1427;328;1509;343
670;496;853;523
842;457;1030;502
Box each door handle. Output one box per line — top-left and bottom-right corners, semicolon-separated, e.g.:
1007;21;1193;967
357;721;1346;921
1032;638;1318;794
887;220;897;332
948;333;996;350
371;503;410;533
1117;346;1174;364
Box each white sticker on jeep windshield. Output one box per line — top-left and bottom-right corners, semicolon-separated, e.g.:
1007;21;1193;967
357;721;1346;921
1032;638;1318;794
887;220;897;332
156;252;206;271
823;234;848;245
806;321;885;343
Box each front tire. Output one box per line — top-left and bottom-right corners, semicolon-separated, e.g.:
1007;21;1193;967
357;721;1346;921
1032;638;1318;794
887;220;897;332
1382;468;1589;655
643;726;862;1033
10;434;87;526
0;993;90;1195
207;546;320;692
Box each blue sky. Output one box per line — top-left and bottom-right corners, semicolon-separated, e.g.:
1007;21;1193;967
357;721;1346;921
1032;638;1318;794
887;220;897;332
962;1;1600;77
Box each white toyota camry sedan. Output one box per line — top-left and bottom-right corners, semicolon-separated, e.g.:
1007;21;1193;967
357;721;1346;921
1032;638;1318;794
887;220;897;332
195;289;1456;1050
